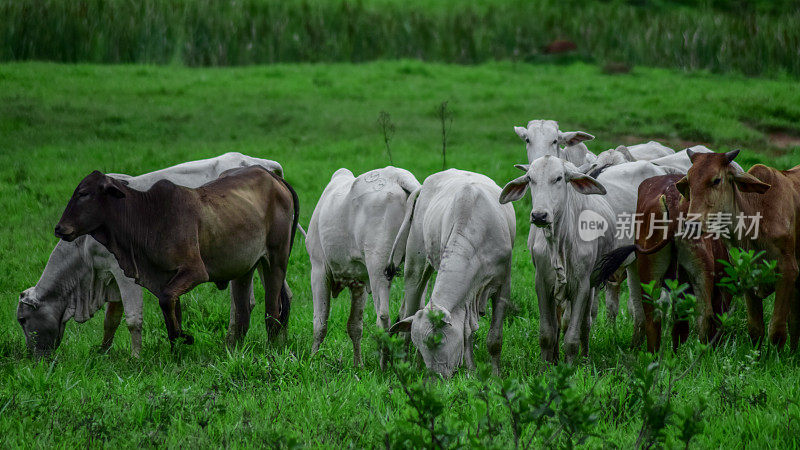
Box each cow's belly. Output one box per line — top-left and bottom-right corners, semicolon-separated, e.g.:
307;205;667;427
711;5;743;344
201;238;266;282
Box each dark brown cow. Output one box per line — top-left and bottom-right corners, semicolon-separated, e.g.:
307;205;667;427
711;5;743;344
54;166;299;347
593;174;731;352
676;150;800;350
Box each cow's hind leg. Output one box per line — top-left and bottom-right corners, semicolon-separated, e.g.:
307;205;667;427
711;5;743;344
348;284;368;367
311;263;331;354
261;254;289;340
488;279;510;375
100;301;123;353
227;270;255;348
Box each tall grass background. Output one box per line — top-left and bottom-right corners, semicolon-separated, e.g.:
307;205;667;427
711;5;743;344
2;0;800;76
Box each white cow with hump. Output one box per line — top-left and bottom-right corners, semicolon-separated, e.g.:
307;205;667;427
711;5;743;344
514;119;597;166
17;152;287;357
584;141;674;177
501;158;680;362
387;169;515;377
307;166;421;369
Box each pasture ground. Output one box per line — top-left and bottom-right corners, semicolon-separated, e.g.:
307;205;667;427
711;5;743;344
1;61;800;447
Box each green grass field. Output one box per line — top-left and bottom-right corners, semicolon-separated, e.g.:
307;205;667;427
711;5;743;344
2;61;800;447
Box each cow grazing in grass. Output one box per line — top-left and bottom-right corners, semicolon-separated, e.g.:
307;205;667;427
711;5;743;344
514;119;596;166
17;153;286;357
307;167;421;369
676;149;800;349
53;165;298;349
387;169;515;377
592;174;732;352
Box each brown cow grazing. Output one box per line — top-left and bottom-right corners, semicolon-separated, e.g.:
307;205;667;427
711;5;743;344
54;166;299;348
676;149;799;349
593;174;731;352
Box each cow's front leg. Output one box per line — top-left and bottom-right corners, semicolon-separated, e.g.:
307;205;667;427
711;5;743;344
160;265;208;346
368;256;393;370
768;257;798;349
564;282;591;364
536;277;559;364
744;289;765;346
627;265;646;348
99;301;123;353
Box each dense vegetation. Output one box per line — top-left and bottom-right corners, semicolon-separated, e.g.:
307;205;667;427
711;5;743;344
1;61;800;446
2;0;800;76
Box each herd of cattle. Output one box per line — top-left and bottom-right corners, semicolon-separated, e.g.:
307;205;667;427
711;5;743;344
15;119;800;377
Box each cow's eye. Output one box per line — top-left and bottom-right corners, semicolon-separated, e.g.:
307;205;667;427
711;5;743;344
525;138;530;144
555;176;562;182
18;317;26;326
78;191;89;198
712;178;721;186
552;140;558;145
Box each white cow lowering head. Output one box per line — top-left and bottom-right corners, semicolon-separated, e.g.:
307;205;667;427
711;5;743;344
17;287;68;357
514;120;594;164
583;145;635;178
499;155;606;227
390;304;466;378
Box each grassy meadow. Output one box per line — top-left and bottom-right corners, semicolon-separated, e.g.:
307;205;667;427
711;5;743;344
2;61;800;447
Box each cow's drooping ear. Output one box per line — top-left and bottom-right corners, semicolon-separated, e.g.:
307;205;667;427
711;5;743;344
616;145;635;162
101;178;126;199
559;131;594;147
499;175;530;204
725;149;741;164
514;163;530;172
676;176;689;199
388;309;424;335
514;126;528;142
565;170;606;195
733;171;770;194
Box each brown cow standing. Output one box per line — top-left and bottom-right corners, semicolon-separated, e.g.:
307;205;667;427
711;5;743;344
594;174;731;352
676;150;800;350
54;166;299;347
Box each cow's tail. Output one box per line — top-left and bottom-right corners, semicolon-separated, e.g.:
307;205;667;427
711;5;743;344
385;187;421;281
274;174;300;326
591;238;672;287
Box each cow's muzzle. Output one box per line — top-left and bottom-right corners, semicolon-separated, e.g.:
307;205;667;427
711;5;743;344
530;211;551;228
54;224;76;242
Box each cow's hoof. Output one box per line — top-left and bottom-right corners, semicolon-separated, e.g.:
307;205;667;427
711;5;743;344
181;333;195;345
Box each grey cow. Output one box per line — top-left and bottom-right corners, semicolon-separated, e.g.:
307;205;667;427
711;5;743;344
307;167;421;369
17;152;286;357
388;169;515;377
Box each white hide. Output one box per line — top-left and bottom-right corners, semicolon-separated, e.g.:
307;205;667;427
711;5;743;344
18;152;286;357
650;145;744;174
306;166;420;368
586;141;674;177
514;119;596;166
389;169;515;377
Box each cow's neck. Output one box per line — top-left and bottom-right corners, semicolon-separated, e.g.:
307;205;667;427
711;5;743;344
91;188;166;287
32;238;93;323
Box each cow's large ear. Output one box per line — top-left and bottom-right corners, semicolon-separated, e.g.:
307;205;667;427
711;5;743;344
514;126;528;142
733;172;770;194
565;170;606;195
389;310;424;335
514;164;530;172
616;145;635;162
499;175;530;204
676;176;689;199
101;178;126;199
559;131;594;147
